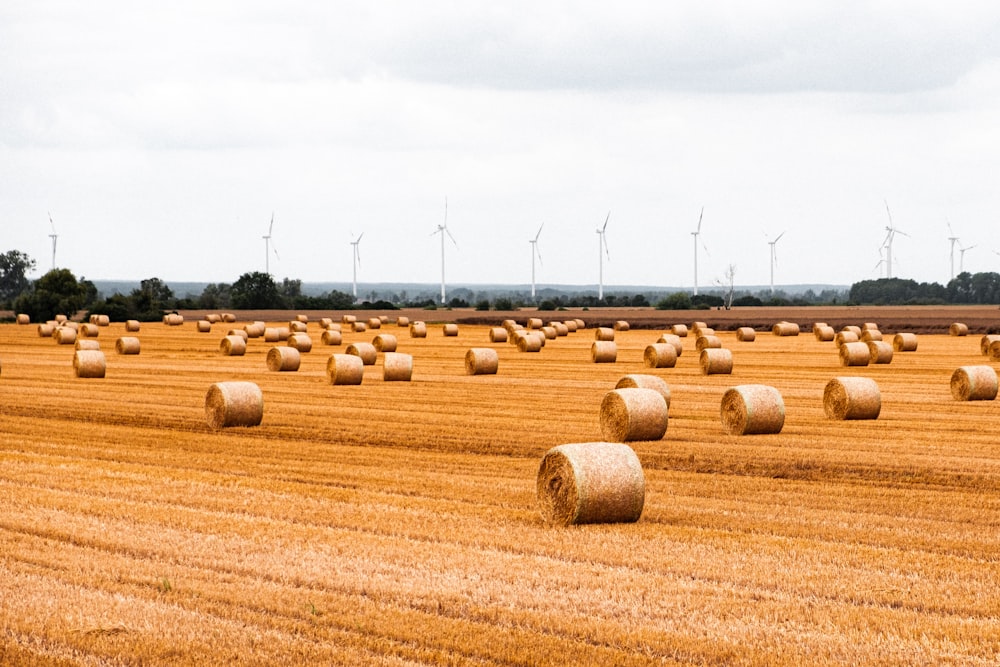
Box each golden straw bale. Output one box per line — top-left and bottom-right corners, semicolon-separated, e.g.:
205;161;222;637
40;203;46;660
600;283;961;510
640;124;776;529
205;381;263;429
37;324;54;337
346;342;377;365
657;333;683;356
691;321;707;333
382;352;413;381
813;322;828;328
396;316;409;327
277;327;291;341
227;329;249;341
220;335;247;356
814;325;835;342
552;322;569;336
267;346;300;372
342;314;357;324
295;314;308;323
867;340;893;364
613;320;630;331
488;327;508;343
205;314;221;324
164;313;184;326
980;334;1000;356
736;327;756;342
696;327;715;336
73;350;106;379
373;334;397;352
892;332;918;352
221;313;236;323
772;321;800;336
527;317;544;329
379;315;389;323
16;313;29;324
197;320;212;333
988;340;1000;361
720;384;785;435
839;341;870;366
327;353;364;385
591;340;617;363
501;319;519;333
671;324;688;337
823;377;881;420
950;365;998;401
54;314;67;323
516;332;542;352
115;337;140;355
842;325;862;337
950;322;969;336
860;329;883;342
536;442;645;526
353;321;368;333
60;321;78;330
287;333;313;353
643;344;677;369
615;374;670;407
695;334;722;351
862;322;879;331
835;330;859;347
289;321;308;333
600;388;668;442
80;323;99;338
442;323;459;336
465;348;499;375
541;326;557;340
263;327;280;343
595;327;615;341
326;322;342;332
409;321;427;338
96;314;110;326
55;327;77;345
700;348;733;375
367;317;382;330
75;339;100;351
564;320;578;332
245;321;266;338
88;315;98;325
319;317;333;329
321;329;343;345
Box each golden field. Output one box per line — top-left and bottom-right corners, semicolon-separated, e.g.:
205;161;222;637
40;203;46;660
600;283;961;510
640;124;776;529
1;314;999;665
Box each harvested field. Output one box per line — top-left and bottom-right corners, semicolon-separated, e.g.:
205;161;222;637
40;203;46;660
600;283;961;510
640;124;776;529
2;312;1000;666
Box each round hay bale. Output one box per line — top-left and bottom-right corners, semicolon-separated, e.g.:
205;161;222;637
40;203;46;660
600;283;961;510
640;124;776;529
80;323;99;338
396;316;410;327
245;321;266;338
950;322;969;336
536;442;645;526
501;319;519;334
367;317;382;330
95;314;110;327
980;334;1000;356
16;313;29;325
541;326;557;340
263;327;280;343
319;317;333;329
353;321;368;333
60;320;78;330
573;318;586;329
122;319;139;332
205;314;221;324
442;323;459;337
814;325;835;342
267;346;301;372
695;327;716;336
720;384;785;435
277;327;291;341
378;315;389;324
860;329;883;342
346;342;377;365
516;331;542;352
615;374;670;407
321;329;343;346
950;366;998;401
591;341;617;363
221;313;236;323
326;322;342;332
289;321;308;333
600;388;668;442
527;317;544;330
73;350;106;379
552;322;569;336
55;327;77;345
595;327;615;341
613;320;630;332
656;333;683;356
835;330;859;347
564;320;578;333
990;340;1000;362
839;341;870;367
327;353;364;385
691;321;708;334
115;337;140;355
893;333;918;352
813;321;828;329
409;321;427;338
736;327;756;342
695;334;722;351
862;322;879;331
488;327;508;343
699;348;733;375
465;348;499;375
772;321;800;336
643;343;677;369
671;324;688;337
342;314;357;324
220;335;247;356
823;377;881;420
205;381;262;429
373;333;397;352
75;339;100;351
227;329;249;341
54;314;67;323
867;340;893;364
382;352;413;381
287;333;313;353
197;320;212;333
295;314;308;323
37;323;54;337
164;313;184;326
842;325;862;337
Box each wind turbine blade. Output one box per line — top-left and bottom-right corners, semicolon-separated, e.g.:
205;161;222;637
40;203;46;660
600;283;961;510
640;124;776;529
269;212;274;236
967;244;978;251
536;245;543;265
602;211;610;233
357;232;364;243
883;199;893;227
774;231;785;243
696;206;704;233
446;227;457;247
947;219;955;237
356;246;361;266
271;241;280;260
48;212;55;232
534;223;543;242
603;234;610;260
895;228;911;238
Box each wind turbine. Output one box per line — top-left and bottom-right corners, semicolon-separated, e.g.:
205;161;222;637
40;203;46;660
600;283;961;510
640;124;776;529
47;212;58;271
262;213;279;275
873;246;886;278
529;224;543;301
947;220;960;281
958;242;976;273
596;212;610;300
431;197;457;304
350;232;363;300
691;207;704;295
766;231;785;294
881;200;909;279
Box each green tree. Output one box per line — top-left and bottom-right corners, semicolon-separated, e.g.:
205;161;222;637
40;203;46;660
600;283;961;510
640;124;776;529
198;283;232;309
231;272;284;309
131;277;176;320
656;292;692;310
0;250;37;304
13;269;89;321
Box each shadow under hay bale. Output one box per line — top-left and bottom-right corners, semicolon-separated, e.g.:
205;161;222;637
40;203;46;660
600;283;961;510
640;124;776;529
720;384;784;435
950;366;998;401
205;381;263;429
536;442;645;526
823;377;881;420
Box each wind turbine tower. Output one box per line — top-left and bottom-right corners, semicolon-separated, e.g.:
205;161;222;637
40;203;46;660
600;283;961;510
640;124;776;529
947;221;960;281
767;231;785;294
958;242;976;274
262;213;279;275
691;208;704;295
350;232;363;300
881;200;908;280
596;212;610;300
47;213;58;271
529;224;543;301
431;197;457;304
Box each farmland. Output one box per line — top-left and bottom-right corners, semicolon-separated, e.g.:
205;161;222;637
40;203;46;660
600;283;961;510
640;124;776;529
1;309;999;665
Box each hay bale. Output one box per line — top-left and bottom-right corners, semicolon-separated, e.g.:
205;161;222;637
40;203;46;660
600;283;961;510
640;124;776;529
442;323;459;337
552;322;569;336
277;327;291;341
267;346;300;372
60;320;78;330
221;313;236;323
197;320;212;333
342;315;357;324
980;334;1000;356
591;341;617;363
319;317;333;329
951;365;998;401
867;340;893;364
164;313;184;326
813;321;828;329
379;315;389;324
73;350;106;379
643;343;677;369
700;348;733;375
264;328;280;343
835;330;859;347
695;334;722;351
80;323;99;338
772;321;800;336
75;339;100;351
823;377;881;420
573;318;586;329
720;384;785;435
613;320;630;331
600;388;668;442
893;332;918;352
595;327;615;341
321;329;343;346
465;348;499;375
287;333;313;353
296;314;308;323
382;352;413;381
950;322;969;336
373;333;398;352
220;335;247;356
409;321;427;338
122;319;139;332
527;317;543;330
842;325;862;337
860;329;883;342
396;316;410;327
289;321;308;333
353;321;368;333
814;325;835;342
564;320;578;333
839;341;870;366
16;313;29;325
96;314;110;327
862;322;879;331
695;327;716;336
489;327;508;343
691;321;707;333
656;333;683;356
205;381;263;429
245;321;266;338
346;342;377;365
536;442;645;526
988;340;1000;361
227;329;249;341
671;324;688;337
516;331;542;352
115;337;140;355
367;317;382;330
615;374;670;408
37;323;54;337
204;314;220;324
327;353;364;385
541;326;558;340
326;322;342;332
55;327;77;345
736;327;756;342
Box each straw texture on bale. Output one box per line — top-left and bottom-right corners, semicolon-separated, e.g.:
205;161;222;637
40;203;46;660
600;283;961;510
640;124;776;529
814;325;835;342
990;340;1000;362
950;365;998;401
16;314;29;324
373;334;398;352
862;322;879;331
536;442;645;526
591;340;617;363
55;327;77;345
551;322;569;336
720;384;785;435
980;334;1000;356
835;331;859;347
465;348;499;375
643;343;677;369
867;340;893;364
115;337;140;355
409;321;427;338
73;350;106;379
657;333;683;356
205;314;221;324
55;314;67;323
396;316;409;327
326;322;342;332
342;315;357;324
326;353;364;385
37;324;54;337
319;317;333;329
860;329;883;342
95;314;110;326
516;332;542;352
289;321;308;333
346;342;377;365
736;327;756;342
600;388;668;442
367;317;382;330
595;327;615;341
220;335;247;356
615;374;670;407
893;332;918;352
287;333;313;353
501;319;519;333
823;377;881;420
263;328;280;343
527;318;543;330
164;313;183;326
75;339;100;351
60;321;78;330
197;320;212;333
205;381;263;429
699;348;733;375
564;320;578;332
296;314;308;323
277;327;291;341
573;318;586;328
772;321;800;336
842;325;862;337
227;329;249;341
382;352;413;381
695;327;715;336
379;315;389;324
442;323;459;336
671;324;688;337
691;321;707;333
950;322;969;336
695;334;722;351
613;320;630;331
839;341;870;366
221;313;236;323
541;326;557;340
321;329;343;346
267;346;301;372
488;327;508;343
80;323;99;338
353;322;368;333
245;322;266;338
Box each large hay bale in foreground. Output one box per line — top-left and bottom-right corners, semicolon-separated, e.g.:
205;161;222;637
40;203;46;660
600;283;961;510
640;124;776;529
736;327;756;342
600;388;668;442
115;337;140;355
892;332;918;352
980;334;1000;356
643;343;677;369
267;346;300;372
205;381;263;429
824;377;881;420
772;321;799;336
867;340;893;364
671;324;688;337
75;339;100;351
656;333;683;356
321;329;342;346
488;327;508;343
220;335;247;356
287;333;313;353
950;365;998;401
700;348;733;375
465;348;499;375
950;322;969;336
720;384;785;435
695;335;722;351
346;342;377;365
536;442;645;526
839;341;870;366
327;354;364;385
73;350;106;379
409;321;428;338
615;374;670;408
55;327;77;345
594;327;615;342
382;352;413;381
591;341;617;363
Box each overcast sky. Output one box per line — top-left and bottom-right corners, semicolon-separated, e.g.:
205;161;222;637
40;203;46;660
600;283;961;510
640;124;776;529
3;2;1000;293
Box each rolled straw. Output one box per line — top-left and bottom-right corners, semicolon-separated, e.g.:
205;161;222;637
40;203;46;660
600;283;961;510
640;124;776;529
527;317;544;330
373;334;398;353
115;337;140;355
600;388;667;442
75;339;100;351
839;341;870;367
465;348;499;375
382;352;413;381
73;350;106;379
892;333;918;352
536;442;645;526
720;384;785;435
321;329;343;345
671;324;688;337
736;327;756;342
396;316;410;327
346;342;377;365
772;322;799;336
516;331;542;352
489;327;508;343
950;366;998;401
594;327;615;341
409;321;428;338
220;335;246;356
867;340;893;364
814;325;835;342
980;334;1000;356
267;346;301;372
197;320;212;333
327;353;364;385
615;374;670;408
591;341;617;363
442;323;459;336
55;327;77;345
860;329;883;342
656;333;683;356
205;381;263;429
643;343;677;369
613;320;630;331
124;320;140;333
950;322;969;336
823;377;881;420
699;348;733;375
695;335;722;351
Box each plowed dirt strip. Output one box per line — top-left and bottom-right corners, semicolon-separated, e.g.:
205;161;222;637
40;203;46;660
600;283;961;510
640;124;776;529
2;319;1000;665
